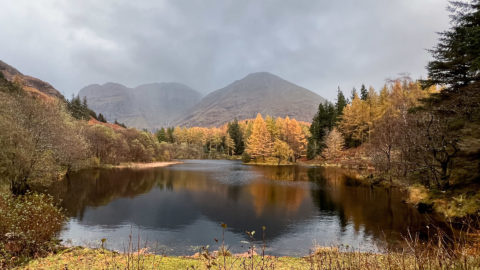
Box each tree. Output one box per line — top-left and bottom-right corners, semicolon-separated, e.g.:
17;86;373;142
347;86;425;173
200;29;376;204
224;134;235;156
283;117;307;161
307;102;337;159
97;113;107;123
350;87;358;101
156;128;167;142
423;0;480;90
360;84;368;100
338;92;371;147
265;115;280;141
370;109;402;181
227;118;245;155
246;113;272;160
321;128;344;161
273;139;293;165
335;87;347;118
166;127;175;143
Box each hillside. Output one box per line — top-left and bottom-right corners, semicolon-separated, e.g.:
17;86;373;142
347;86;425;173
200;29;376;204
0;60;64;100
175;72;325;127
79;82;202;130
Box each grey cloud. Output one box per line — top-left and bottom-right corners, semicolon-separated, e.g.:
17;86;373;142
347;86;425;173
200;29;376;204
0;0;450;100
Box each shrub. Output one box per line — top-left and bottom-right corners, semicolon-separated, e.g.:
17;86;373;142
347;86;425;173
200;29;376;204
0;192;65;267
241;152;251;163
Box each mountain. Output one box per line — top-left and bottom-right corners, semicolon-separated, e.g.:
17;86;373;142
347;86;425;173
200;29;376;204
78;82;202;130
175;72;326;127
0;60;64;100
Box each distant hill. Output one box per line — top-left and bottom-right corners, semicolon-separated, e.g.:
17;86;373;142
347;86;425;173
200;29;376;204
78;82;202;130
0;60;64;100
175;72;325;127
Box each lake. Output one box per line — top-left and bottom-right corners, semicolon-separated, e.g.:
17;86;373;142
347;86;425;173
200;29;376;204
45;160;432;256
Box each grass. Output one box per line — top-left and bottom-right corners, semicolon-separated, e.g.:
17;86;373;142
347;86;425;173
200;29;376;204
17;245;480;270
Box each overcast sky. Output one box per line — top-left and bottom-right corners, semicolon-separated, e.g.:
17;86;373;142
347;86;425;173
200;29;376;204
0;0;450;101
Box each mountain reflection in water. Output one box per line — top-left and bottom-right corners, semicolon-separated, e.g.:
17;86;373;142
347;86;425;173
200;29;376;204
45;160;430;256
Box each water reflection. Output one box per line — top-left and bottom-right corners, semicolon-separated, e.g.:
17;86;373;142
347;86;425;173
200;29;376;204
45;160;430;255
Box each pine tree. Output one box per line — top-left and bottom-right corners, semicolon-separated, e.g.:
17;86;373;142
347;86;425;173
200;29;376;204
156;128;167;142
166;127;175;143
350;87;358;101
335;87;347;118
307;102;337;159
360;84;368;100
97;113;107;123
227;118;245;155
423;0;480;90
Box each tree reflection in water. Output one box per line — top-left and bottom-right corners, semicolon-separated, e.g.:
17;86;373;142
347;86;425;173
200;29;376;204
43;160;434;255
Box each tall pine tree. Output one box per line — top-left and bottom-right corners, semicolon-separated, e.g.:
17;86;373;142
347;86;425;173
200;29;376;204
307;102;337;159
227;118;245;155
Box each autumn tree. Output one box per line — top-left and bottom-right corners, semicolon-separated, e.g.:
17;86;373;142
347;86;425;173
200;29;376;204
284;117;307;161
338;93;371;147
246;113;273;160
321;128;344;161
273;139;293;165
224;134;235;156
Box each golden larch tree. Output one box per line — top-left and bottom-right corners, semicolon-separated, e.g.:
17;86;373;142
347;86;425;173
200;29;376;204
246;113;273;160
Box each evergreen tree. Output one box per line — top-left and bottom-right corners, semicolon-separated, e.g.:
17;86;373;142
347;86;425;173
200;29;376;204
166;127;175;143
97;113;107;123
360;84;368;100
350;87;358;101
335;87;347;118
423;0;480;90
156;127;167;142
227;118;245;155
307;102;337;159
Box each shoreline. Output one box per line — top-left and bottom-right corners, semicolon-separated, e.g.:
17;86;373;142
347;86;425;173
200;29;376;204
113;161;182;169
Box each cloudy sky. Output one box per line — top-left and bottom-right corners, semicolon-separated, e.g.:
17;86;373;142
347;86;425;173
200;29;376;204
1;0;450;100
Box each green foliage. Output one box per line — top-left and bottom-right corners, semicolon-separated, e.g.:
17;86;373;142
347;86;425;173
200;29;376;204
307;102;337;159
66;95;95;120
0;84;91;195
227;118;245;155
423;0;480;90
0;192;65;267
241;152;251;163
97;113;107;123
156;127;167;142
335;87;347;118
360;84;368;100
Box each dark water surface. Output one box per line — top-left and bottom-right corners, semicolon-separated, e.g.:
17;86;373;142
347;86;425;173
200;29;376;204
46;160;431;256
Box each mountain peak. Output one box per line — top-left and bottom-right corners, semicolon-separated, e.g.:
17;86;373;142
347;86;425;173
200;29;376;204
176;73;325;127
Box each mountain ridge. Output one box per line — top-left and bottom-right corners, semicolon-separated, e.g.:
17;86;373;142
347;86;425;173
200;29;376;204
175;72;325;127
78;81;202;130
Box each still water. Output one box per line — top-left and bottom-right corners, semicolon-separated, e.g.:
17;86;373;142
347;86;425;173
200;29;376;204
45;160;431;256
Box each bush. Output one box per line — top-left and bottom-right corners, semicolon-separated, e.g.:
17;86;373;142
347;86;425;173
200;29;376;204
241;152;251;163
0;192;65;267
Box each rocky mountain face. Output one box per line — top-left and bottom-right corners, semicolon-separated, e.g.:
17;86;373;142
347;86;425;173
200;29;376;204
78;82;202;130
0;60;64;99
175;72;326;127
